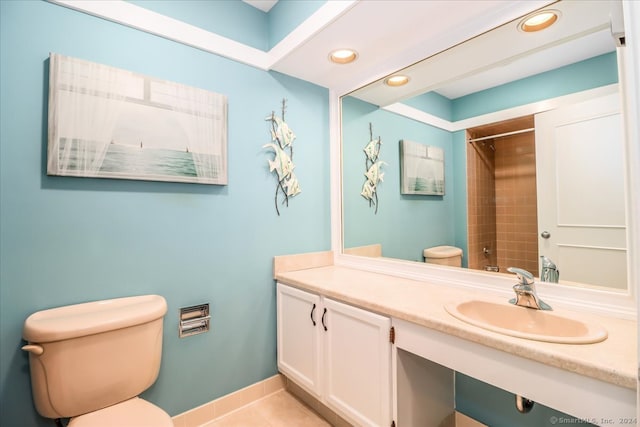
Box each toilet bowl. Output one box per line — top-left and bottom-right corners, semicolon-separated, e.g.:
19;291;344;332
68;397;172;427
22;295;173;427
424;245;463;267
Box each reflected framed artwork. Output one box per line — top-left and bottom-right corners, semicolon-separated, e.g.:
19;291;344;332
47;53;228;185
399;139;444;195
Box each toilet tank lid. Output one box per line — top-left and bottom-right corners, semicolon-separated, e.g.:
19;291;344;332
23;295;167;343
423;246;463;258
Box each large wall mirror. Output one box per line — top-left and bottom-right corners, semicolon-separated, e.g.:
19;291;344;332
341;0;631;294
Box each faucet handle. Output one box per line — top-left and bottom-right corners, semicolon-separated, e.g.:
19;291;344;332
507;267;534;286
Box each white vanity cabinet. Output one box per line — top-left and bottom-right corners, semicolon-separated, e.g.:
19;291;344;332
277;282;322;396
276;282;392;426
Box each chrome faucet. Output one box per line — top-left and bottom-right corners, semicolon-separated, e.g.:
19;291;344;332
507;267;552;310
540;256;559;283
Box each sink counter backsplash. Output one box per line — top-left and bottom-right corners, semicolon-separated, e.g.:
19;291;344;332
275;264;637;390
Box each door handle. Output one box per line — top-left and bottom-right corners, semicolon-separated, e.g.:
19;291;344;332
541;231;551;239
310;303;316;326
321;308;328;331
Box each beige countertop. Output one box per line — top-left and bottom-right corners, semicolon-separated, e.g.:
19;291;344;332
275;265;637;390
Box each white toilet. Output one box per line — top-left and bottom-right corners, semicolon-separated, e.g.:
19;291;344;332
423;245;463;267
22;295;173;427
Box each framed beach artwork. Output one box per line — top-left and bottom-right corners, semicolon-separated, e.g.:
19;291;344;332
399;139;444;195
47;53;227;185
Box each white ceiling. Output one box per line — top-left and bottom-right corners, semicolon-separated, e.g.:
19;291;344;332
269;1;555;95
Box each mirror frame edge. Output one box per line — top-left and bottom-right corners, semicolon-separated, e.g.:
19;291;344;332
620;0;640;318
330;3;640;320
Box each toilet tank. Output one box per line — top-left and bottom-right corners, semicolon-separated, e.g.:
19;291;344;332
22;295;167;419
423;246;463;267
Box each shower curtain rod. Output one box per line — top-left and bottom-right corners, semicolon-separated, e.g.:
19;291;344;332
467;127;535;143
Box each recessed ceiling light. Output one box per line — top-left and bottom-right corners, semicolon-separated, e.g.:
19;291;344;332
329;49;358;64
519;10;559;33
384;75;410;87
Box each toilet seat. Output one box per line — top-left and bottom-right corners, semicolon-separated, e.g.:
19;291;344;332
68;397;173;427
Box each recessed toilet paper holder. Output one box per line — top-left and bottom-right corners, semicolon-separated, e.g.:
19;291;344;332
179;303;210;338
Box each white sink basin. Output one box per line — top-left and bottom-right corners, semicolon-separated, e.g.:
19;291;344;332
444;300;608;344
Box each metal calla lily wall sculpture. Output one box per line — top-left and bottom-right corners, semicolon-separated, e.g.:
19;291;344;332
361;123;385;214
264;99;300;215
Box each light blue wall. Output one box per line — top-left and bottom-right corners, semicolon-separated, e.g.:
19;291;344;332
268;1;326;49
451;130;468;262
403;91;453;121
127;0;328;52
128;0;270;50
0;2;330;426
452;52;618;120
342;96;457;262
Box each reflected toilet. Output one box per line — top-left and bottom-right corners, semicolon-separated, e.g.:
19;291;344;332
424;246;463;267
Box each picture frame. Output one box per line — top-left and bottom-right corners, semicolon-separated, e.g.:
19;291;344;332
47;53;228;185
399;139;444;195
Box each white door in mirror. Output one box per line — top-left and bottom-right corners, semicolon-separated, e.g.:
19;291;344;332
535;92;627;289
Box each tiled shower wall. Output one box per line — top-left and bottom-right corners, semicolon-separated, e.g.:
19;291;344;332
467;128;538;275
494;133;539;275
467;139;497;271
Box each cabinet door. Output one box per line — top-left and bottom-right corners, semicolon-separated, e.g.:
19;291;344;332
323;298;392;427
276;283;322;397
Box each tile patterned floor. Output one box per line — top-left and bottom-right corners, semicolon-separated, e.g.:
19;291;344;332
202;390;332;427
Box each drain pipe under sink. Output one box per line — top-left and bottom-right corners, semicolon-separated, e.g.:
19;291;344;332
515;395;535;413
